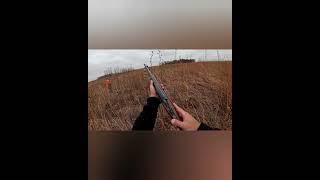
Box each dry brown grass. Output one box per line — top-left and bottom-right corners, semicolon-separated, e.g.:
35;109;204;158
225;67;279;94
88;61;232;131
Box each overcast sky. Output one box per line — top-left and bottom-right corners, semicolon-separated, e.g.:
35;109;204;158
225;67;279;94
88;49;232;82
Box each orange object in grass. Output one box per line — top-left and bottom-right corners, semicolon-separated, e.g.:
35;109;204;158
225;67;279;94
104;79;112;88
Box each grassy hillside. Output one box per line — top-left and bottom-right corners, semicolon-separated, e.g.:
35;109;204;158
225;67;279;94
88;61;232;131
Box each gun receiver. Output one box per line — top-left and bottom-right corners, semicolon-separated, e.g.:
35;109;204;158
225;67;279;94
144;64;180;120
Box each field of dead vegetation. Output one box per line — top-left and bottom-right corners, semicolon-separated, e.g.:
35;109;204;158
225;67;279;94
88;61;232;131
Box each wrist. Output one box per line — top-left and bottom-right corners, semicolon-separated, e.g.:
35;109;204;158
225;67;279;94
149;94;159;99
147;96;161;106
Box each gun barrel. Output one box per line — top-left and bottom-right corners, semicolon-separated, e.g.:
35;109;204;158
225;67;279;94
144;64;167;100
144;64;180;120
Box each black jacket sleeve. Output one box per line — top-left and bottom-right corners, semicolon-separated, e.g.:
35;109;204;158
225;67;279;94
198;123;221;130
132;97;161;130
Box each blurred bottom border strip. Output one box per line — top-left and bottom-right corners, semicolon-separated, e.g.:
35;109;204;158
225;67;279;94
89;131;232;180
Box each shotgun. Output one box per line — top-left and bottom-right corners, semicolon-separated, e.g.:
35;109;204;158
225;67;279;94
144;64;180;120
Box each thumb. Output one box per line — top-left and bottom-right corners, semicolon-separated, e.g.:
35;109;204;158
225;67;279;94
171;119;185;129
149;80;155;89
146;80;151;89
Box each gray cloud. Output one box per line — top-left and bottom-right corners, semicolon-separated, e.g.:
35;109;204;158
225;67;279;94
88;49;232;81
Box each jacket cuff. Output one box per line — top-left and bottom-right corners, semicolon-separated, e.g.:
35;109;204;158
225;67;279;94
198;122;221;130
147;97;161;109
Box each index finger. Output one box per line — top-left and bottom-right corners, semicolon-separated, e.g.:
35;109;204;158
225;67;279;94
160;83;165;90
173;103;186;117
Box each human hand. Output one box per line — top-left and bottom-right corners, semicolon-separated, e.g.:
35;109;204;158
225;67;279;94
148;80;165;98
171;103;201;131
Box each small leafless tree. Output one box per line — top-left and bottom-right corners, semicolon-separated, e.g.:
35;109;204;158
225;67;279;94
150;51;154;67
157;50;163;65
217;50;221;60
